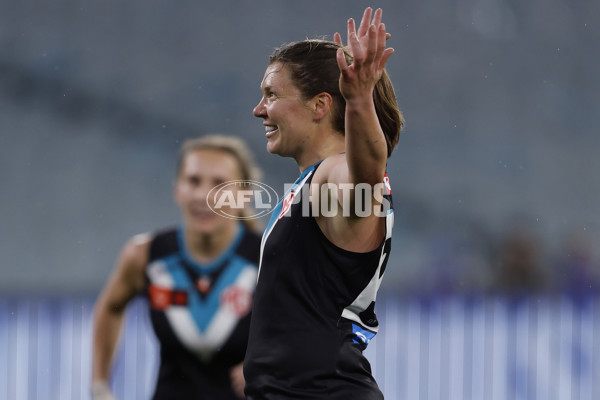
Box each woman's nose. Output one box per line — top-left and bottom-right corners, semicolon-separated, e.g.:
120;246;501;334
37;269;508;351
253;97;266;118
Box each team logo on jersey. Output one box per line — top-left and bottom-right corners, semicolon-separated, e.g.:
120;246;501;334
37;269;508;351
278;189;296;220
383;173;392;194
221;286;253;317
196;277;211;295
148;284;188;310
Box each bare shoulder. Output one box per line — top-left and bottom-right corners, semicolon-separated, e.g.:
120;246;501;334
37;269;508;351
120;233;152;267
96;233;152;311
115;233;152;290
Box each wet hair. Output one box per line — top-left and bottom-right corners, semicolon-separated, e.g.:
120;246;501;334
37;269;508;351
176;134;263;230
269;39;404;158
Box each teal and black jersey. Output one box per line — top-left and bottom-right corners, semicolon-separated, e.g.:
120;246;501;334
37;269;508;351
244;161;394;400
145;224;260;400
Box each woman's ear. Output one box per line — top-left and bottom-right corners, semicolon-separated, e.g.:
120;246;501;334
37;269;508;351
312;92;333;121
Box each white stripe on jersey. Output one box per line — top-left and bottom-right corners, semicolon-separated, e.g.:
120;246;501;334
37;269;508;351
148;260;257;362
341;208;394;332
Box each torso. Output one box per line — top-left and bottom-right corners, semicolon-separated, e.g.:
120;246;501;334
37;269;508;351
244;162;393;400
144;224;261;400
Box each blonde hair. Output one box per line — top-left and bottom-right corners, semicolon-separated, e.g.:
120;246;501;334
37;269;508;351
177;134;263;232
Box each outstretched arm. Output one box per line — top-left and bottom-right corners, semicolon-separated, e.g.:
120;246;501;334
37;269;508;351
312;8;395;253
333;7;393;187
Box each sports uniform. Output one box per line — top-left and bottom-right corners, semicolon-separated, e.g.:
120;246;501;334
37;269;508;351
244;162;393;400
145;224;260;400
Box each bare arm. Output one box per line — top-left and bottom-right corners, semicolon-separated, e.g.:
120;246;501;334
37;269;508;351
311;8;393;252
91;234;149;386
334;7;393;187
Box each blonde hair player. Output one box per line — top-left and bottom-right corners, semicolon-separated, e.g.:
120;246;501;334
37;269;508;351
92;135;263;400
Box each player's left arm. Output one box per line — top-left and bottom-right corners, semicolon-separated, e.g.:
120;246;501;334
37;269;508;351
313;8;392;253
333;7;393;188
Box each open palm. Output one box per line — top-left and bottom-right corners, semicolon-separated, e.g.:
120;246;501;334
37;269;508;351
334;7;394;101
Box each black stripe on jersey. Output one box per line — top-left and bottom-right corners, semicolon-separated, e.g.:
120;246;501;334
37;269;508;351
149;228;179;262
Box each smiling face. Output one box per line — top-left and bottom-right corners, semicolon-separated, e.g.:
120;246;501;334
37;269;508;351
253;62;316;158
174;149;243;235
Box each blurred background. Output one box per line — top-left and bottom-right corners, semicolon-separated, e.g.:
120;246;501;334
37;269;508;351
1;0;599;399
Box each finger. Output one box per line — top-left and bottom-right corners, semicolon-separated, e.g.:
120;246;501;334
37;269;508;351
347;20;363;60
372;8;383;27
386;32;392;40
334;32;343;47
347;17;356;41
364;24;378;65
379;48;395;71
336;47;350;73
348;27;368;63
375;23;387;61
357;7;372;38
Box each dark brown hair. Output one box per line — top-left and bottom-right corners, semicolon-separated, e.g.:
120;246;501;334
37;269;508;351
269;39;404;158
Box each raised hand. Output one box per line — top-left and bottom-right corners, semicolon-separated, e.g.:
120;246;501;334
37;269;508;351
334;7;394;101
333;7;391;56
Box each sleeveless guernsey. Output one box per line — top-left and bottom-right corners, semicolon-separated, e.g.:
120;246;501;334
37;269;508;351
145;224;260;400
244;162;393;399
